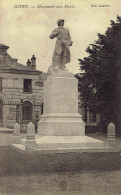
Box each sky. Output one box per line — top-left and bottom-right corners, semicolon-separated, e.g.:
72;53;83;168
0;0;121;74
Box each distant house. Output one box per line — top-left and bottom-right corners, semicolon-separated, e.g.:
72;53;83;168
0;43;47;131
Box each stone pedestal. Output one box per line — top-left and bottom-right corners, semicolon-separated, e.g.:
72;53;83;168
38;70;85;136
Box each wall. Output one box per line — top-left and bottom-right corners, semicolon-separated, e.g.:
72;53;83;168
0;71;46;128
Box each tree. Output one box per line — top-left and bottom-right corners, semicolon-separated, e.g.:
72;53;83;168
78;16;121;135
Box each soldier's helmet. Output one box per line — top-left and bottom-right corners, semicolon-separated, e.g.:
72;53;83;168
57;19;64;25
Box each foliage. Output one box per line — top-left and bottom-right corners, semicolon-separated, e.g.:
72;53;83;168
78;16;121;126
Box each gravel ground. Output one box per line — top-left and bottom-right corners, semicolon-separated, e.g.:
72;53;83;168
0;170;121;195
0;133;121;195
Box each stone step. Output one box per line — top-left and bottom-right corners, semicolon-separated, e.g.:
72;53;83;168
21;135;106;149
10;144;119;154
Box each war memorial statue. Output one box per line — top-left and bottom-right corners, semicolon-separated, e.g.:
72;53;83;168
11;19;112;154
38;19;85;137
48;19;73;73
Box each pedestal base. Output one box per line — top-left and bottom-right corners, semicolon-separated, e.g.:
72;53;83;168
12;135;119;154
35;135;106;149
38;113;85;136
38;70;85;136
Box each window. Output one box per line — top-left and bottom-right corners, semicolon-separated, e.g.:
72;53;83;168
0;78;2;91
23;79;32;93
23;101;32;120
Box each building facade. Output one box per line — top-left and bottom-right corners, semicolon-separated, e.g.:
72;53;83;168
0;43;46;131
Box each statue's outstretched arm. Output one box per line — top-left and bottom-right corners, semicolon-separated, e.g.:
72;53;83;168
49;29;60;39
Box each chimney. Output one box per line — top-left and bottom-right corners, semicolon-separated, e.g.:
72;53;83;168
31;55;36;70
27;59;31;67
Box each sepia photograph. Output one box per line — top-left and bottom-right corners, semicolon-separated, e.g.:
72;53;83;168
0;0;121;194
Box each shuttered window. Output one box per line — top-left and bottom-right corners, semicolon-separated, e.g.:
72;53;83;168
23;79;32;93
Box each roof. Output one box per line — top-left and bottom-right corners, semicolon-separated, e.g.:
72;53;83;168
15;63;42;73
0;68;42;75
1;62;42;74
0;43;42;73
0;43;45;76
15;63;36;71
